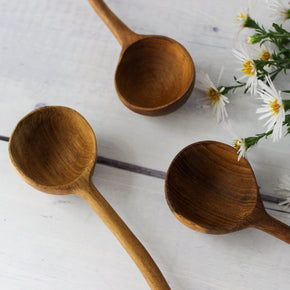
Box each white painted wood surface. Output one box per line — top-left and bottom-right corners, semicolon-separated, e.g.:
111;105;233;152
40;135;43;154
1;0;290;197
1;142;290;290
1;0;290;289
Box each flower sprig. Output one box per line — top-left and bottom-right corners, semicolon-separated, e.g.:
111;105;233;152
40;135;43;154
232;4;290;155
199;0;290;161
245;103;290;144
221;0;290;209
242;13;290;80
248;23;290;45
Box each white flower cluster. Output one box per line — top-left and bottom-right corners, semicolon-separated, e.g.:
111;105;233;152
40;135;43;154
197;0;289;161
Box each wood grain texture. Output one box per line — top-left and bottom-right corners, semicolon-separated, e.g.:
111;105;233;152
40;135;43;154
165;141;290;244
8;106;170;290
0;0;289;203
1;141;290;289
1;0;290;287
249;196;290;244
9;106;96;190
88;0;195;116
88;0;140;47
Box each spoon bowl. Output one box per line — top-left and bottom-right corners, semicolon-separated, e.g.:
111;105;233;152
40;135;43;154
9;106;96;192
165;141;290;243
9;106;170;289
89;0;195;116
115;36;194;115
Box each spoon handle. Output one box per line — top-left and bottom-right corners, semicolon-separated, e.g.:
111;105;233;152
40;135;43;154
78;181;171;290
254;212;290;244
88;0;140;47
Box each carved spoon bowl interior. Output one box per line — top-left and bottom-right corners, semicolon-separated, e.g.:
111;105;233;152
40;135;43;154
165;141;290;244
88;0;195;116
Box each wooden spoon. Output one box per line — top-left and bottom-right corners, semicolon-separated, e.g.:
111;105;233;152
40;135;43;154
165;141;290;244
88;0;195;116
9;106;170;289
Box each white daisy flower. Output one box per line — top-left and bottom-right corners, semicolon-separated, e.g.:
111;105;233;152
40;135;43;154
256;76;285;141
257;46;274;73
236;11;251;28
267;0;290;24
232;137;247;161
198;70;229;123
233;46;258;96
256;45;273;62
222;121;248;161
247;42;275;60
249;43;276;72
235;2;259;30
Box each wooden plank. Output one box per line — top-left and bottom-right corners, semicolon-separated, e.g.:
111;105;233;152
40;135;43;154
0;141;290;289
1;0;289;201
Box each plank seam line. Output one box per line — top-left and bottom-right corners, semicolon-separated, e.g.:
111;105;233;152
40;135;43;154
0;135;9;142
0;137;288;214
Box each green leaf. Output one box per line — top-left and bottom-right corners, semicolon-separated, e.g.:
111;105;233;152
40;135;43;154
283;100;290;112
244;16;261;30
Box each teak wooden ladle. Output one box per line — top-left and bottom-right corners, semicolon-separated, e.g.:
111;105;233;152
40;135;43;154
165;141;290;244
9;106;170;290
88;0;195;116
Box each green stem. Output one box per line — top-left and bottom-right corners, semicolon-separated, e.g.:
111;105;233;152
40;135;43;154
244;130;273;149
266;59;290;65
245;114;290;149
218;82;246;95
268;33;290;38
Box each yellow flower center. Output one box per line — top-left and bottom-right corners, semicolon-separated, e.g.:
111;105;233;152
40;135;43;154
233;139;241;151
269;98;280;116
241;59;255;76
236;12;250;27
207;88;220;103
236;12;246;22
259;49;271;61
